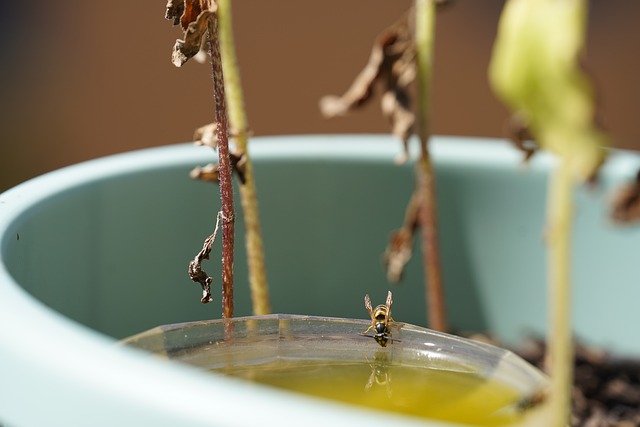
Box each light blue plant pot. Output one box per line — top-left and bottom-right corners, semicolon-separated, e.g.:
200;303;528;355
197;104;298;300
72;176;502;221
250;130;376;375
1;135;639;426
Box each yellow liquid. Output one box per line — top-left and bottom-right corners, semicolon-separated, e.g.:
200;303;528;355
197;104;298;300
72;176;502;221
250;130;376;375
218;358;524;426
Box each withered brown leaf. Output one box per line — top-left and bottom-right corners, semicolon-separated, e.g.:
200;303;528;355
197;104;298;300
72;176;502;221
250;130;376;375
188;211;222;303
189;155;246;185
319;10;416;162
166;1;217;67
194;122;218;150
384;229;414;283
181;1;205;32
383;193;420;282
165;0;207;31
611;170;640;224
189;163;220;183
165;0;185;26
191;123;247;184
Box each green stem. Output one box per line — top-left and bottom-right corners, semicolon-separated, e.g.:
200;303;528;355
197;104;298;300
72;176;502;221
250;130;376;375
546;161;574;426
217;0;271;315
415;0;447;332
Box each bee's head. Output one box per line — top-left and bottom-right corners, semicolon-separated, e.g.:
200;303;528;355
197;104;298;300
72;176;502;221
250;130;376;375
375;322;387;335
374;335;389;347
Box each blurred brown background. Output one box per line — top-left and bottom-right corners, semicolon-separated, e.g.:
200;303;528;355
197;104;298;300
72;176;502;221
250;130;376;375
1;1;638;191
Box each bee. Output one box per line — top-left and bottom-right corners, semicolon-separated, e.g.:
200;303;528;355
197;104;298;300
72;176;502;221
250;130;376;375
362;291;397;347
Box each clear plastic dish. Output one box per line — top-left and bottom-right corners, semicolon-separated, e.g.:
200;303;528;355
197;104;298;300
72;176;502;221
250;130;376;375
123;314;548;426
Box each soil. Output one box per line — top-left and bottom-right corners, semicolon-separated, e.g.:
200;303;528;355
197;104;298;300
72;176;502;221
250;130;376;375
515;340;640;427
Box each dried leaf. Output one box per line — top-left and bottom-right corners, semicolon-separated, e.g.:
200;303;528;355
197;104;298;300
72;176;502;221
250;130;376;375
383;229;414;283
611;170;640;224
188;211;222;304
180;0;204;32
381;90;414;162
383;192;420;282
190;124;247;184
194;122;218;149
318;45;382;117
189;158;246;184
166;1;217;67
165;0;185;26
320;11;416;159
172;9;213;67
164;0;208;30
190;163;219;182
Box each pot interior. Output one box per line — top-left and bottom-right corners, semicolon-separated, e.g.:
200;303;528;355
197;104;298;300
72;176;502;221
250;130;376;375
2;135;640;356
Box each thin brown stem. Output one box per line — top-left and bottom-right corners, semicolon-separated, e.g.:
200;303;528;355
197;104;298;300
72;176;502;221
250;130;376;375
207;8;234;320
415;0;447;332
217;0;271;315
416;154;446;331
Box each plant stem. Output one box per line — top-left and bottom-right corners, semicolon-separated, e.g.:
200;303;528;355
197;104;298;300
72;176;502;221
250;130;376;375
207;7;234;320
546;161;574;426
217;0;271;315
414;0;447;332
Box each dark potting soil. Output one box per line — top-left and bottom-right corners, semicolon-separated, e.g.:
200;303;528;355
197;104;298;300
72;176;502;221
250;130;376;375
515;340;640;427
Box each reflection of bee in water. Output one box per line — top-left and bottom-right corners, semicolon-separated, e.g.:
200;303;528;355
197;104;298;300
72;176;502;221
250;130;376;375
365;352;393;397
362;291;398;347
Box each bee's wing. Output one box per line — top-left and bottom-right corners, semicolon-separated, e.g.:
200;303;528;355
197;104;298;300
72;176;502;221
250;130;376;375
386;290;393;311
364;294;373;315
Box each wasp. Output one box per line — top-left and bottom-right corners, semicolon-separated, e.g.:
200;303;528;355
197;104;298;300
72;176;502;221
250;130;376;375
362;290;397;347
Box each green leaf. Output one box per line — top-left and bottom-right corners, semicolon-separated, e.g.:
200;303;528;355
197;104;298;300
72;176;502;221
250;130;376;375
489;0;607;182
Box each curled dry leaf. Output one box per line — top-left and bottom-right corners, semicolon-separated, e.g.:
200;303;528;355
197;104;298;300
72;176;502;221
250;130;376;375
384;229;414;283
165;0;184;26
189;163;219;183
188;258;213;303
610;170;640;224
319;11;416;161
166;0;217;67
191;123;247;184
383;193;420;282
172;10;213;67
189;154;246;184
194;122;218;149
188;212;223;304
